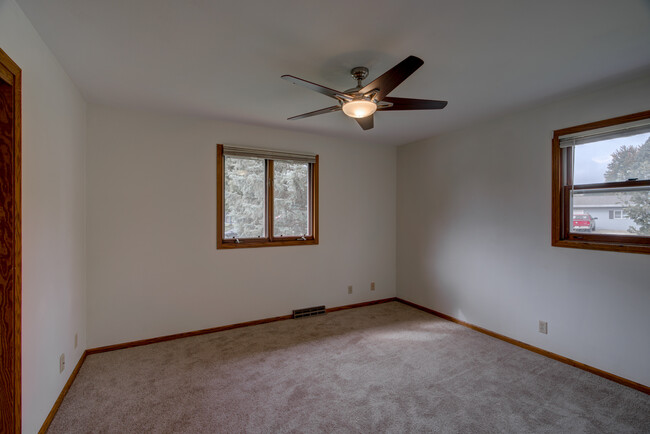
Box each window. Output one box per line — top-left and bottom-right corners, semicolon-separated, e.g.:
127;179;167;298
217;144;318;249
552;110;650;254
609;210;629;219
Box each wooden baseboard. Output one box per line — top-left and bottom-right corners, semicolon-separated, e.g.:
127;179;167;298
86;314;294;355
39;297;394;431
326;297;396;313
46;295;644;434
87;298;397;355
396;297;649;395
38;351;87;434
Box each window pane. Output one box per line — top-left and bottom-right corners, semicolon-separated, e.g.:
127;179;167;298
273;161;309;237
224;156;265;238
573;132;650;185
571;189;650;235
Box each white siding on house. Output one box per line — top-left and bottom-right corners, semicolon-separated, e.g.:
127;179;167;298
573;194;639;232
577;208;636;232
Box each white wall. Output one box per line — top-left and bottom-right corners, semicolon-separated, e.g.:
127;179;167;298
0;0;87;432
4;1;646;428
397;74;650;387
86;105;396;348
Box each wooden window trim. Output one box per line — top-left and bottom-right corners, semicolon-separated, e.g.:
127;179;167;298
216;144;319;249
552;110;650;254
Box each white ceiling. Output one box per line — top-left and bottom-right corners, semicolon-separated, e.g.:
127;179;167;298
14;0;650;146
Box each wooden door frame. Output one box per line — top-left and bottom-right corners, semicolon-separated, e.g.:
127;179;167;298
0;47;22;434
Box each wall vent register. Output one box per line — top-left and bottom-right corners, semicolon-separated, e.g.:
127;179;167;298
292;305;326;319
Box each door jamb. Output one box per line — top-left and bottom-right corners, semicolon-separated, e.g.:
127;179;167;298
0;46;22;434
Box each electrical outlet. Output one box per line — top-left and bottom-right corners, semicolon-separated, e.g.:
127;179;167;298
370;282;375;291
75;333;78;349
538;321;548;334
59;353;65;373
348;285;353;294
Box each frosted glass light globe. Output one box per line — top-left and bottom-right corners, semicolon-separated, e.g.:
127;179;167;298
342;100;377;118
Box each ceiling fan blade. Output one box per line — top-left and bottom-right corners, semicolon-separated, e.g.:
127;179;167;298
282;75;352;102
379;97;448;110
355;115;374;130
358;55;424;101
287;105;342;120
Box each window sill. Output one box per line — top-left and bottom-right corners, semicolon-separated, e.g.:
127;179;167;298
217;238;318;249
552;239;650;255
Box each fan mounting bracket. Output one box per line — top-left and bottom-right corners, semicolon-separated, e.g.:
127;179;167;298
350;67;369;86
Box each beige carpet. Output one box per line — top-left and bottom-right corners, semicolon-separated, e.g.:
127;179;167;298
48;302;649;433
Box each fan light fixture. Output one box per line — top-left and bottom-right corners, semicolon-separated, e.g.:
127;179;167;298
342;100;377;119
282;56;448;130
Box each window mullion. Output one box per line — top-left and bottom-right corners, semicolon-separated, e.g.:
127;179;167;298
267;159;274;242
566;146;574;187
312;156;319;242
571;179;650;193
308;163;313;237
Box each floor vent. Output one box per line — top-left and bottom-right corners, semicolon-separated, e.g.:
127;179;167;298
293;305;326;319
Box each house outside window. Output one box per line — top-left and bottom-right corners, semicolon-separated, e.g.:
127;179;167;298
571;194;636;232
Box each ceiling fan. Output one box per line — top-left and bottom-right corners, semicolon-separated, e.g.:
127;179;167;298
282;55;447;131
